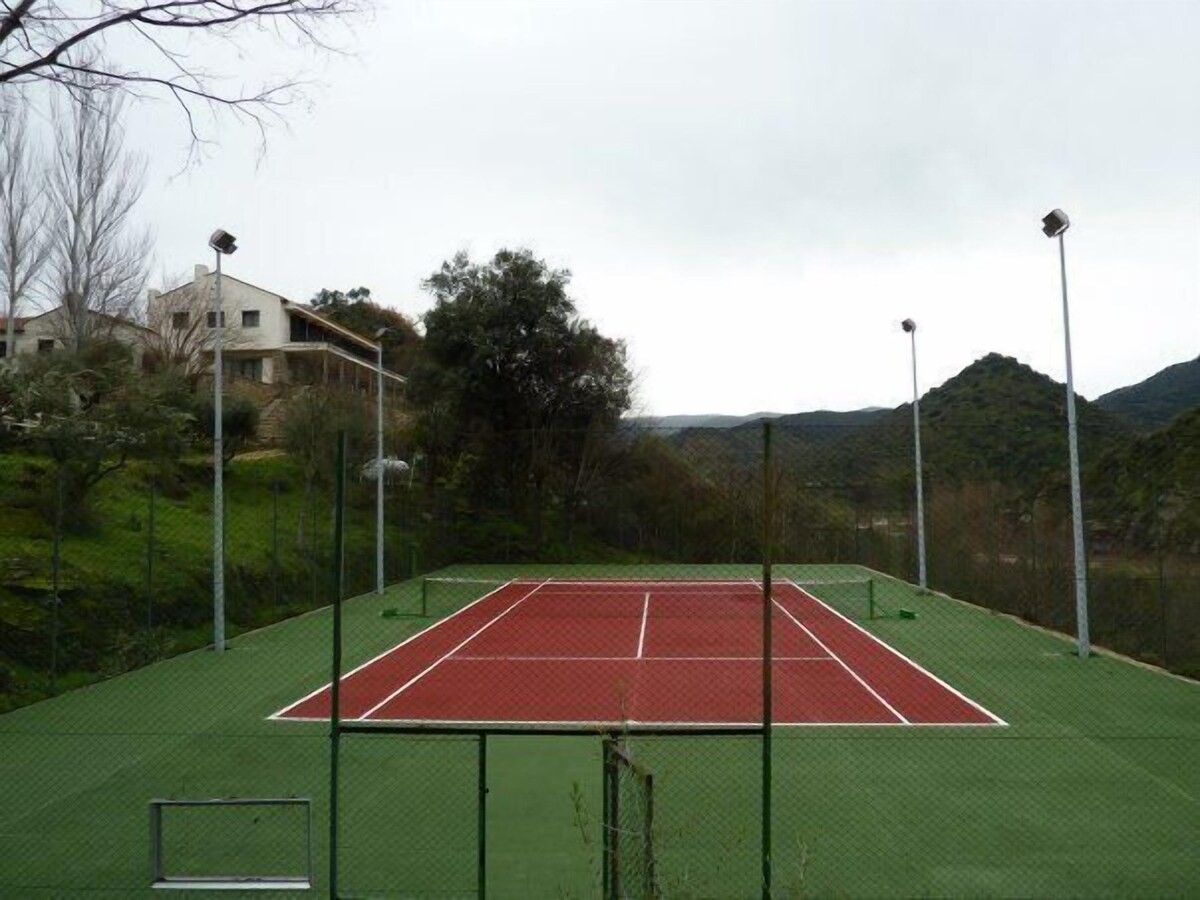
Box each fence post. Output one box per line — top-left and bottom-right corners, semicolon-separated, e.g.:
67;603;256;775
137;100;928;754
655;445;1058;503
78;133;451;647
1154;486;1168;666
478;733;487;900
309;491;318;607
271;480;280;607
761;420;773;900
329;433;346;900
146;479;156;632
50;466;63;693
1029;499;1039;619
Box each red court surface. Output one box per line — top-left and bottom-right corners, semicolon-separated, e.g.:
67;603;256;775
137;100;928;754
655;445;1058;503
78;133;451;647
272;580;1006;727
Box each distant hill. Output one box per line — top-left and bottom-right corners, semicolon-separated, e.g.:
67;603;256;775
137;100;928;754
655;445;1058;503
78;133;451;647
903;353;1131;486
752;407;891;438
627;412;784;433
668;354;1132;492
1094;356;1200;430
1086;406;1200;552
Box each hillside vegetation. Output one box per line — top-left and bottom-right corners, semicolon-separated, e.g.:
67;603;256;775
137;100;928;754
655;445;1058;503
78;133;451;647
1095;355;1200;430
3;251;1198;709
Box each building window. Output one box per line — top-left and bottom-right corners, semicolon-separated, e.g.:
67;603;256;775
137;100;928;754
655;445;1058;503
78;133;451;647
38;339;55;353
229;357;263;382
206;311;226;328
242;310;260;328
172;312;189;329
0;341;7;358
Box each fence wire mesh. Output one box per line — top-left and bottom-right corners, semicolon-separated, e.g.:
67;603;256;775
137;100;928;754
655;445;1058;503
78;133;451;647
2;408;1198;897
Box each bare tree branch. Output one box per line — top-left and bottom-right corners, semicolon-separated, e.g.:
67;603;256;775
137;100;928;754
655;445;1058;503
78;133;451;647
142;271;250;384
44;83;152;351
1;1;366;147
0;90;49;362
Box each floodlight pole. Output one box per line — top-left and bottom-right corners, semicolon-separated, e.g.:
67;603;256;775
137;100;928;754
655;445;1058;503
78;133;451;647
1057;230;1090;658
212;249;225;653
375;335;386;595
208;228;237;654
903;320;928;590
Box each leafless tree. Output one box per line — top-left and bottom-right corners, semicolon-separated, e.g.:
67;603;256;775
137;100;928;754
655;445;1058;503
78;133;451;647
142;273;249;385
0;93;49;363
0;1;366;149
44;86;152;350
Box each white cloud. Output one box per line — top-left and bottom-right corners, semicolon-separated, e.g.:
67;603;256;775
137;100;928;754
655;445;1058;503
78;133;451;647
113;0;1200;415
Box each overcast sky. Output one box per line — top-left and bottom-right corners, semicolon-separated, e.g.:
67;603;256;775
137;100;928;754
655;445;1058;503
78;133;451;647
113;0;1197;416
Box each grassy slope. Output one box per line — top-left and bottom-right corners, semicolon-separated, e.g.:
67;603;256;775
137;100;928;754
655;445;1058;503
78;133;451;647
0;564;1196;898
0;451;412;707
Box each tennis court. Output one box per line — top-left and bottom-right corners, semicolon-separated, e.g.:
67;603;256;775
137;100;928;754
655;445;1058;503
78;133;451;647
273;579;1004;727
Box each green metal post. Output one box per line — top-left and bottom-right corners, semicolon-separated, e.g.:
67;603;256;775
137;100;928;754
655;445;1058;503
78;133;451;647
868;578;875;621
644;772;656;899
478;733;487;900
272;481;280;607
329;433;346;899
147;480;156;631
1155;487;1168;665
602;740;613;899
310;494;318;607
761;421;773;899
601;741;609;899
50;467;63;693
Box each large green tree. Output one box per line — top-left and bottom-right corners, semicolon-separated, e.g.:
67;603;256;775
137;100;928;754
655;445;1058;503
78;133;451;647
414;249;633;546
310;287;422;376
1;340;191;521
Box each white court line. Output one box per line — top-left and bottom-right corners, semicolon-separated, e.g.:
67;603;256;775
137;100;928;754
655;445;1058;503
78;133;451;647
637;592;650;658
449;655;832;662
772;598;909;724
282;715;999;728
530;580;765;587
356;580;550;720
781;580;1008;726
269;578;520;720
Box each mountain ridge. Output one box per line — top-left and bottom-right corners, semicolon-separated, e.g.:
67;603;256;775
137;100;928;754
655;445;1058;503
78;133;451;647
1094;356;1200;430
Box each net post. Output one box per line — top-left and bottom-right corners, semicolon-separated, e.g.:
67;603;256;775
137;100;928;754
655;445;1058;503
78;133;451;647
761;420;773;900
869;578;876;620
420;576;428;617
329;431;346;900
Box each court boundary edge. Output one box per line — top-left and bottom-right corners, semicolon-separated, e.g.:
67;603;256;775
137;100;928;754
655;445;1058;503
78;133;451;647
780;579;1009;726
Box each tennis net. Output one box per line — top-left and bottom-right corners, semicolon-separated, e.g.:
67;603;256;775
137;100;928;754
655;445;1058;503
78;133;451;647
416;576;876;621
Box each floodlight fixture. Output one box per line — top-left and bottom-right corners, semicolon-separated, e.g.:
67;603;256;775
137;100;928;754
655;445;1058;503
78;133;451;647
1041;209;1069;238
901;318;916;333
208;229;238;255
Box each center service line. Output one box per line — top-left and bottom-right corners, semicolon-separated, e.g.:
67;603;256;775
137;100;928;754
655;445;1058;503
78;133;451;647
637;592;650;659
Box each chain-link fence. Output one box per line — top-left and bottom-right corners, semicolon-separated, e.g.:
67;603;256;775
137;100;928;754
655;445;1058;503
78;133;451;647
2;413;1198;897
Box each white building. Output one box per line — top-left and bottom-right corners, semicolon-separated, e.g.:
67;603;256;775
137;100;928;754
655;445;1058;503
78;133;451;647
0;307;151;362
147;265;406;395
